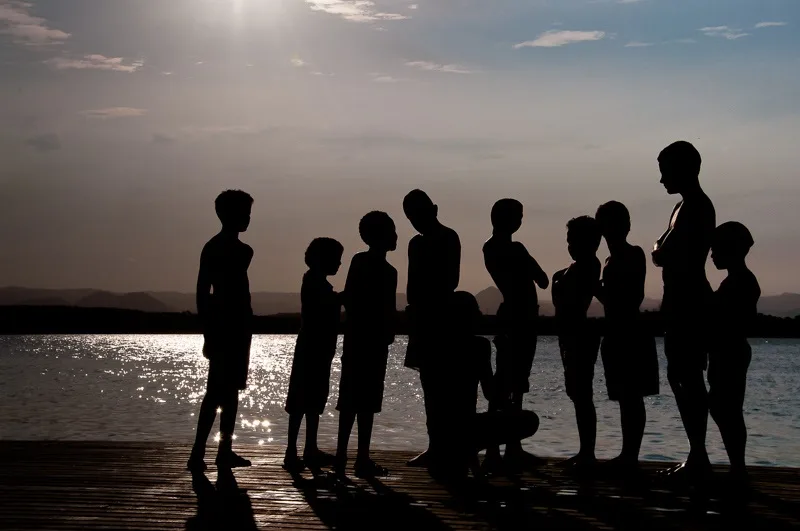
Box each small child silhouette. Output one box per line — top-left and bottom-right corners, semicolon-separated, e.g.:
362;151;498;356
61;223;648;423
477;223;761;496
483;198;548;471
552;216;602;472
188;190;255;472
595;201;659;472
709;221;761;484
283;238;344;473
335;211;398;478
434;291;540;481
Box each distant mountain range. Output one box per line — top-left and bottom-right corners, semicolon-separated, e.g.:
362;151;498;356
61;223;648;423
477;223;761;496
3;286;799;318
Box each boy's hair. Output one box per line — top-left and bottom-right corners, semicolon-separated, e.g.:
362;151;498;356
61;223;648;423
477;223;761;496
714;221;754;257
403;189;434;214
595;200;630;237
359;211;394;247
305;237;344;269
450;291;482;329
658;141;702;177
491;198;523;230
567;215;602;252
215;190;254;224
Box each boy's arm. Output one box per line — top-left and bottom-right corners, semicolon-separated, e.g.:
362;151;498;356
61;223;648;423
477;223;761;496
478;339;495;404
196;247;212;330
524;247;549;290
652;204;682;267
406;238;421;306
386;268;398;344
446;233;462;294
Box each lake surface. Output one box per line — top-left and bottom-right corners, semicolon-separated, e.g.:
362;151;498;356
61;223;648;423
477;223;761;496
1;335;798;467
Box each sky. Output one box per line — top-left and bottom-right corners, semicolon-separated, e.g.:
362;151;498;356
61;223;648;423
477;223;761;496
1;0;799;298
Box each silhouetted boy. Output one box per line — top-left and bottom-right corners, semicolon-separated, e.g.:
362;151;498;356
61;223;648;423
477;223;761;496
709;222;760;483
284;238;344;472
335;211;398;478
434;292;540;480
188;190;254;472
652;141;716;480
595;201;659;471
483;198;548;470
402;189;461;467
552;216;602;470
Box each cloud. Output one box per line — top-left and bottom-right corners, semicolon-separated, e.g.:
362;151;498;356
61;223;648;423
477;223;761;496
514;30;606;48
79;107;147;119
290;57;307;67
409;4;418;9
0;1;70;45
151;133;176;145
405;61;473;74
624;41;654;47
25;133;61;153
45;55;144;72
372;74;399;83
755;21;787;29
699;26;748;40
305;0;409;23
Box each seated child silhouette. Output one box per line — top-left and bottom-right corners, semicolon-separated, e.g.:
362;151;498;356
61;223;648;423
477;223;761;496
433;291;540;481
709;222;761;484
595;201;659;472
335;211;398;478
483;198;549;470
284;238;344;473
188;190;255;472
552;216;602;471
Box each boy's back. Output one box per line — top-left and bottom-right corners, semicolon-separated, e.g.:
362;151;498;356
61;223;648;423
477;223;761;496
344;251;397;340
483;238;543;312
713;270;760;344
553;257;601;324
199;233;253;319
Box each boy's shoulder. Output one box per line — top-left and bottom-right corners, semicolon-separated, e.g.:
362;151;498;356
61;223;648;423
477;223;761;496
471;335;492;351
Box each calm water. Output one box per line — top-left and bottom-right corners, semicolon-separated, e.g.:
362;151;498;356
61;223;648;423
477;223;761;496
1;335;798;467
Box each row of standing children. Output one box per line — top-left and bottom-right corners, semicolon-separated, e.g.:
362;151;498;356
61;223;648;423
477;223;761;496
188;141;760;485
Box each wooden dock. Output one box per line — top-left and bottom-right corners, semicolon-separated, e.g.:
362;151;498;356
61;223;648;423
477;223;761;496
0;442;798;530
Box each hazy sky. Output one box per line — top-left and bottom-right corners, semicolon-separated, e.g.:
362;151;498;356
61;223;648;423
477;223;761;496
1;0;799;297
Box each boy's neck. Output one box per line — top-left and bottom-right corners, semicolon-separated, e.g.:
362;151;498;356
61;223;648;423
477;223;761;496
367;247;387;259
491;231;513;241
679;180;704;200
220;227;240;240
606;238;628;255
307;267;328;278
727;261;749;276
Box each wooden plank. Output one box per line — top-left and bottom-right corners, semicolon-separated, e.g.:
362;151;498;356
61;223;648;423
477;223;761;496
0;442;797;530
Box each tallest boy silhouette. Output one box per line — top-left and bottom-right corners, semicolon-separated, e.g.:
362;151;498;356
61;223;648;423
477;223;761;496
652;141;716;481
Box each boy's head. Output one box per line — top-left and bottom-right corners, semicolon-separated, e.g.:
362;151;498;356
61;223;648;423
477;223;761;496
595;200;630;242
215;190;253;232
403;189;438;235
491;198;523;235
712;221;754;270
359;211;398;252
450;291;482;334
658;141;702;195
566;216;601;261
305;237;344;276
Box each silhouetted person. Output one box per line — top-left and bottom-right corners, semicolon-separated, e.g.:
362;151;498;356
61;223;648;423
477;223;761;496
433;291;540;480
652;141;716;481
709;222;760;483
402;190;461;468
482;198;548;471
284;238;344;472
552;216;602;471
335;211;398;478
595;201;659;472
188;190;255;472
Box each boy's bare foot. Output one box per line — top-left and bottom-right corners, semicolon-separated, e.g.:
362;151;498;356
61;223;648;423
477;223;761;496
600;455;639;475
354;459;389;478
303;450;336;468
216;451;252;469
407;450;430;467
481;452;505;476
187;456;207;472
505;448;547;469
657;458;711;485
282;454;306;474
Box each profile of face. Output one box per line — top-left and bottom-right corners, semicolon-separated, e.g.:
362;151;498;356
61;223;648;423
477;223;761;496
567;229;583;261
710;243;731;271
659;160;682;195
231;206;252;233
499;213;522;235
404;202;438;235
326;251;344;276
376;221;399;252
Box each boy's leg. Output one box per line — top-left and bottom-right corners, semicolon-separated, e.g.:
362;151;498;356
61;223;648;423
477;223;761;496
573;396;597;461
216;387;251;467
667;361;710;469
285;413;303;458
709;363;748;475
335;411;356;473
189;388;220;469
304;414;320;456
354;413;388;477
619;396;645;464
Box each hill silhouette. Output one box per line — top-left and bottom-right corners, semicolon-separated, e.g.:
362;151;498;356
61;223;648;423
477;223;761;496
1;286;798;318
